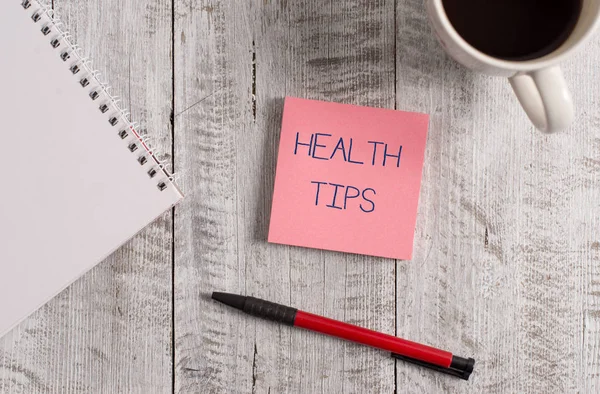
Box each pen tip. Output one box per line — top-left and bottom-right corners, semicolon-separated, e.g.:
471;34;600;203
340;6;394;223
211;292;247;311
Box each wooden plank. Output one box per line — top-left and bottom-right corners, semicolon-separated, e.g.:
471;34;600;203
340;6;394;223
279;2;397;393
0;0;174;392
395;0;600;392
173;0;252;392
566;38;600;393
174;0;396;392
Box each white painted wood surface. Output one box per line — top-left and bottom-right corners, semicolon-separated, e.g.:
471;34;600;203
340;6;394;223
2;0;600;393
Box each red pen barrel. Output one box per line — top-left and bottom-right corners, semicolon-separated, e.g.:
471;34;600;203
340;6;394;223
212;293;473;379
294;310;453;368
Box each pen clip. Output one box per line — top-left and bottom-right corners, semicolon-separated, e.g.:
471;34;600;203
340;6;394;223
391;353;475;381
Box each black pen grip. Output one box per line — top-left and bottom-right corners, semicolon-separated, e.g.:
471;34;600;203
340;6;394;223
244;297;298;326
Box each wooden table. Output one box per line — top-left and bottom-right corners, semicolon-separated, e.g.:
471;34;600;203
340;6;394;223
2;0;600;392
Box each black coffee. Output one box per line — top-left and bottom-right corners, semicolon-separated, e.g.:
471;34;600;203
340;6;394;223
442;0;582;60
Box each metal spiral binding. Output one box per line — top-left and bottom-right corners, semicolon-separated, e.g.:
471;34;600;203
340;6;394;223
21;0;174;192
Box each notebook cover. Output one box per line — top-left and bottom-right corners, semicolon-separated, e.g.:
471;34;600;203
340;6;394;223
0;1;183;338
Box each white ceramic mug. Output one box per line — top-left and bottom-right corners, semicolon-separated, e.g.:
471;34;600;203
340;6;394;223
427;0;600;132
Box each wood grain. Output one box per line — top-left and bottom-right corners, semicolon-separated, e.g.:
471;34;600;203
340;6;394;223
0;0;174;392
3;0;600;392
173;0;250;392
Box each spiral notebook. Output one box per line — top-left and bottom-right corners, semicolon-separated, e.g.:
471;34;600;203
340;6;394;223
0;0;183;338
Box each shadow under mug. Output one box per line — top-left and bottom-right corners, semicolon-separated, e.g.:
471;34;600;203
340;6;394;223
427;0;600;132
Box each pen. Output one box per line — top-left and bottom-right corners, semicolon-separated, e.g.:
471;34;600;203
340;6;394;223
212;292;475;380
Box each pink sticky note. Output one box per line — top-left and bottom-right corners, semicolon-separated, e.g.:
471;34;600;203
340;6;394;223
268;97;429;260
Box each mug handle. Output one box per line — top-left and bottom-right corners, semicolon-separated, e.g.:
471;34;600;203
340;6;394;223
509;66;574;133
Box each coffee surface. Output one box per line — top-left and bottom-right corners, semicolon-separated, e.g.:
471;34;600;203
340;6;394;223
442;0;582;60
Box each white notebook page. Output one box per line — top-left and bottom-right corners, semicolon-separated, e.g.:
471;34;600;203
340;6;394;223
0;1;183;337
